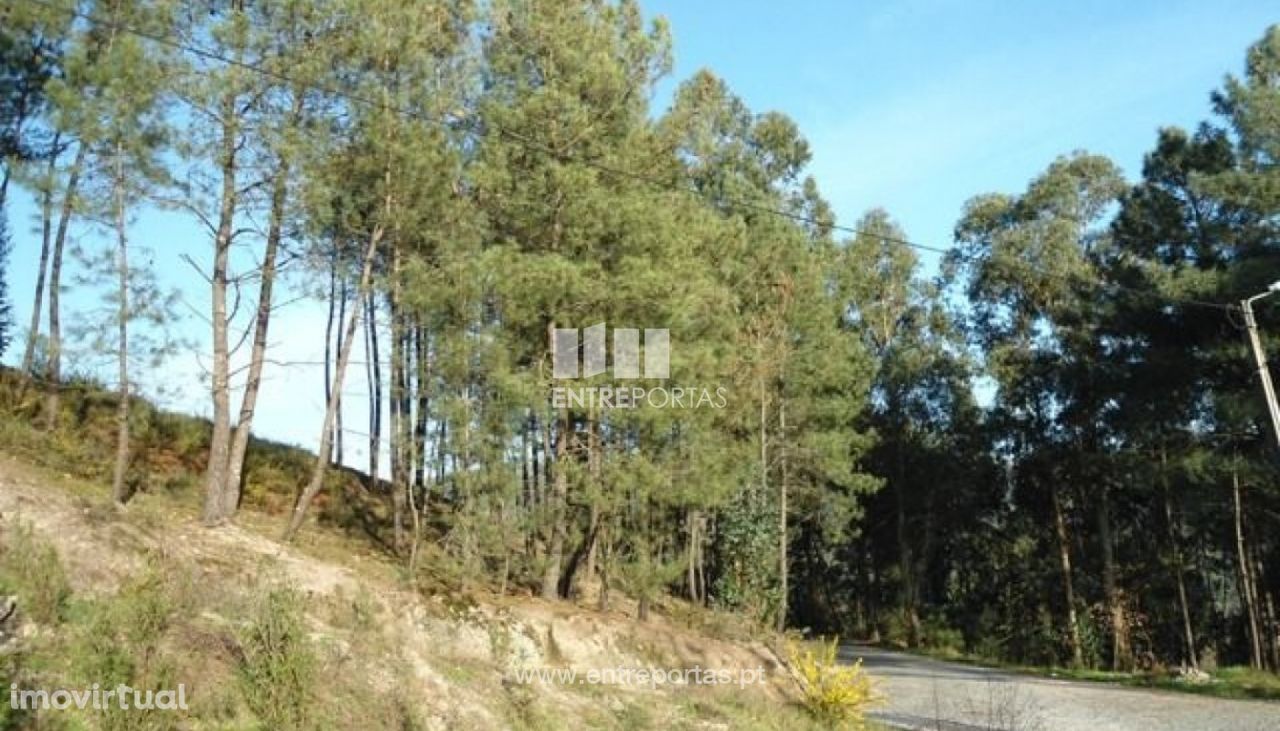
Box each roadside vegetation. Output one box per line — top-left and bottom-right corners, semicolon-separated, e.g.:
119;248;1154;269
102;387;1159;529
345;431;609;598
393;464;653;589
788;638;881;730
885;640;1280;702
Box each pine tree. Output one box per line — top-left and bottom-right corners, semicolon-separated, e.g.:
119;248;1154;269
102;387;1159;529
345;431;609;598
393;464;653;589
45;0;177;503
284;0;474;542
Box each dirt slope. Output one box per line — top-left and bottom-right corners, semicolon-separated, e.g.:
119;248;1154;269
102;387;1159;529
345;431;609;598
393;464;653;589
0;453;803;730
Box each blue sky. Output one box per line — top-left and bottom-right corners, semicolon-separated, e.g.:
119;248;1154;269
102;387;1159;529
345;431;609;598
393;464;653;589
4;1;1277;467
646;0;1276;270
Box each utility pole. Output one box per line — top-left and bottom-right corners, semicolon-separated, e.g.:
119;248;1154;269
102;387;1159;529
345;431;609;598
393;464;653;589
1241;282;1280;449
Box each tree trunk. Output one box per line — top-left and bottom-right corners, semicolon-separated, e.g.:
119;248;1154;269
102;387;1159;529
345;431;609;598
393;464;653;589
324;252;336;462
222;148;292;518
565;411;601;599
283;223;384;542
541;408;569;600
539;411;552;557
110;145;130;506
597;514;612;612
686;509;699;603
1232;465;1264;670
388;250;407;554
1252;549;1278;671
1098;483;1131;671
1161;446;1198;670
413;321;429;493
406;347;424;578
541;324;569;600
758;375;768;504
696;514;708;607
42;142;86;429
334;277;346;466
524;413;543;559
894;418;922;646
520;412;532;511
867;551;882;643
777;398;789;633
585;412;601;580
1262;582;1279;671
201;91;240;526
1052;483;1084;667
365;289;382;489
21;133;61;374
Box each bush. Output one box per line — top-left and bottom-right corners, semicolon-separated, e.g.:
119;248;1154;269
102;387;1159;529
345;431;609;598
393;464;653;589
0;649;35;731
787;638;881;730
0;522;71;625
70;564;191;731
237;585;316;730
921;616;965;657
876;612;911;649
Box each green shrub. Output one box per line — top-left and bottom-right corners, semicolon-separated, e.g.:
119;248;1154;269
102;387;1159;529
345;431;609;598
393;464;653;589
921;616;965;657
0;651;35;731
69;565;191;731
875;612;911;649
1210;666;1280;700
1075;609;1106;669
0;523;71;625
237;585;316;730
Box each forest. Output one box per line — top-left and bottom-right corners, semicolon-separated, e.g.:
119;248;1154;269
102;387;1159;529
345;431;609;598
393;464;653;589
0;0;1278;680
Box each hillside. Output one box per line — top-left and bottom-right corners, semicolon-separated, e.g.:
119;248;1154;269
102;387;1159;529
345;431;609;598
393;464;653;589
0;372;857;730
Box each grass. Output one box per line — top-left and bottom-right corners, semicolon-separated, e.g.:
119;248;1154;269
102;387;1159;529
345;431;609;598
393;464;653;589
236;586;317;730
1034;663;1280;701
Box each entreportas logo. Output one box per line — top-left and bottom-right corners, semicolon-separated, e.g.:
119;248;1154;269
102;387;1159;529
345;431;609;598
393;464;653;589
552;324;668;380
549;323;726;410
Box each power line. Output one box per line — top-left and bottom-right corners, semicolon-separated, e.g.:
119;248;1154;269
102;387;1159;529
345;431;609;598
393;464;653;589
16;0;1238;315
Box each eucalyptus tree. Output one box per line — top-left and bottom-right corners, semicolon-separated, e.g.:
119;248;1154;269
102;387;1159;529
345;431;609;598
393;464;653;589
951;153;1126;668
840;209;968;645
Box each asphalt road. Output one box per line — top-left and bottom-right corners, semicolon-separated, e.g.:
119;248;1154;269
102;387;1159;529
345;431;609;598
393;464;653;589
846;644;1280;731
